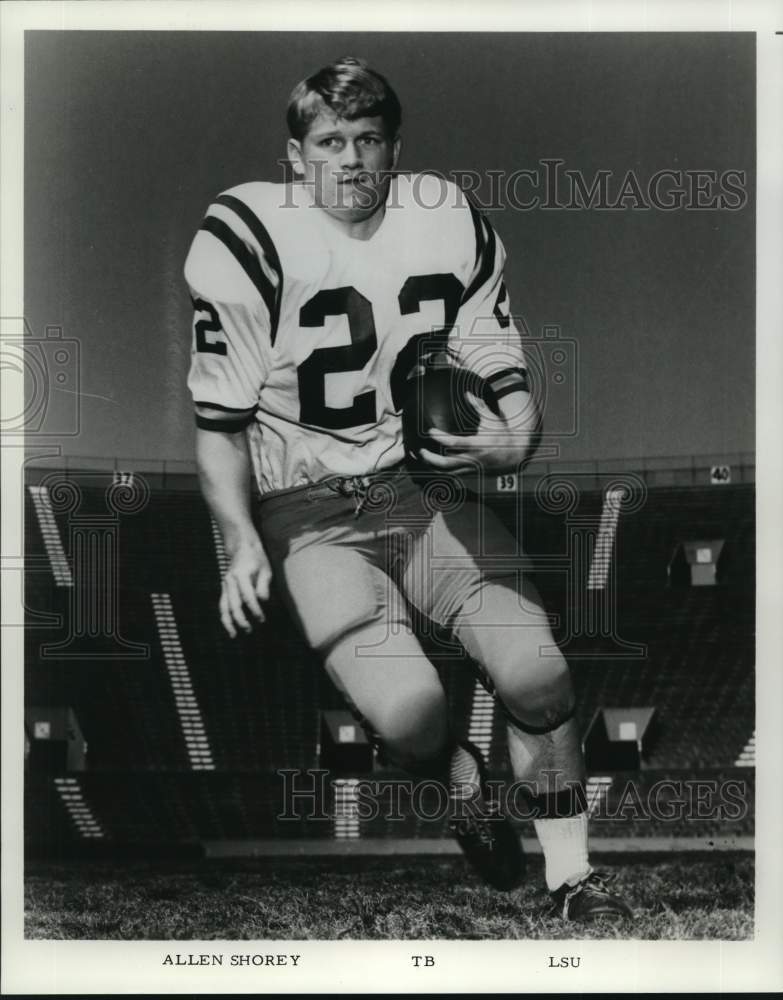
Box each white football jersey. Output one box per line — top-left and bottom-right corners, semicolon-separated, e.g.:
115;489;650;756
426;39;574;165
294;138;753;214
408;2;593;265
185;173;527;495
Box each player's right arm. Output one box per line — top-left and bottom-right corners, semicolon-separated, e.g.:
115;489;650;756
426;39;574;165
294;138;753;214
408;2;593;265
184;195;279;636
194;416;270;637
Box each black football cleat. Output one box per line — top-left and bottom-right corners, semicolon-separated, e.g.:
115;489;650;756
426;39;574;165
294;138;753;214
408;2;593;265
450;802;526;891
551;869;634;922
448;741;525;891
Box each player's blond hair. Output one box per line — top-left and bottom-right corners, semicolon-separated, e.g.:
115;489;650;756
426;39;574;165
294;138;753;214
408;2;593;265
286;56;402;140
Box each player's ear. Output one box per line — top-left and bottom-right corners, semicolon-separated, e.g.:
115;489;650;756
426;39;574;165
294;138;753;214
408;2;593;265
391;134;401;170
287;138;305;178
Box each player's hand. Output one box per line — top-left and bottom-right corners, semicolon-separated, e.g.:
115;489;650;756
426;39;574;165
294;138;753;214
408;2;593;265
418;391;527;474
219;536;272;638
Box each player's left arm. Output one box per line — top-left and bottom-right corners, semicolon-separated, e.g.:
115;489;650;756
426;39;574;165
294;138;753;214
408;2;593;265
420;206;539;473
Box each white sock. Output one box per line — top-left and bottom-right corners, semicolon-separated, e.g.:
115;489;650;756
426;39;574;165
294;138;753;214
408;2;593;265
533;812;591;891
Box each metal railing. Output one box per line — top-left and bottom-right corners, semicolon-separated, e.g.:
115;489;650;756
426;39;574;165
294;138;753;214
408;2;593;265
23;450;755;492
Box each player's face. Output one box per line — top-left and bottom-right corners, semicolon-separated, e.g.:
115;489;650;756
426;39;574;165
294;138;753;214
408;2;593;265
288;112;400;225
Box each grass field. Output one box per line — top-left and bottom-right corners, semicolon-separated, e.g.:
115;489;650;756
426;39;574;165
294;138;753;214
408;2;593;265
24;852;753;940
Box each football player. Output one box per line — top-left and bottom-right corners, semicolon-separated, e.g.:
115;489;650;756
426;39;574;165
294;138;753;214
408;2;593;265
185;56;632;922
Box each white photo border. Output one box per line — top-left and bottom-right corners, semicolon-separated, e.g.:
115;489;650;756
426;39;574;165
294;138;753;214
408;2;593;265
2;0;781;993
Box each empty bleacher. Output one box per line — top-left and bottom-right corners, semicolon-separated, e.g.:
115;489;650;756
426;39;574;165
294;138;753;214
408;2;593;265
23;472;755;848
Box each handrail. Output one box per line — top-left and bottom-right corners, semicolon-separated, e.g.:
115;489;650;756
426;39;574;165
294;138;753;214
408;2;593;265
24;451;755;475
22;451;755;491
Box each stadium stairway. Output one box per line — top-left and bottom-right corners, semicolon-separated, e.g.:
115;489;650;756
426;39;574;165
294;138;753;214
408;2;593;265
23;476;755;853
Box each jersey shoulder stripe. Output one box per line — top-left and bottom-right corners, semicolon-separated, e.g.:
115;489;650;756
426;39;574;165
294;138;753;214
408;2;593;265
185;227;265;308
199;214;277;324
214;193;284;343
462;198;498;305
210;181;333;306
185;183;286;336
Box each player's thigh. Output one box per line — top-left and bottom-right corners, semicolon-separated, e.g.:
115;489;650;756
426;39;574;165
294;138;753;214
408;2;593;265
401;490;529;627
278;543;449;753
402;496;572;721
277;542;404;655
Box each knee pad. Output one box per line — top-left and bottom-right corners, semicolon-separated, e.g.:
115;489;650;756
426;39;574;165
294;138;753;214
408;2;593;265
502;699;576;735
478;647;575;735
336;708;450;774
498;666;576;735
362;685;449;771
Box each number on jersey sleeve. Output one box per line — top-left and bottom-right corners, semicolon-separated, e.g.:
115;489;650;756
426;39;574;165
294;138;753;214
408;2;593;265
192;297;227;355
185;223;272;423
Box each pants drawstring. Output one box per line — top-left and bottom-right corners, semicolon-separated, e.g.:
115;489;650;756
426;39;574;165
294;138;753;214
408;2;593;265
327;475;372;517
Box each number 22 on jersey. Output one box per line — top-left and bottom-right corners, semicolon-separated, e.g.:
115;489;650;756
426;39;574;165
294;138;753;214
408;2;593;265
195;273;465;430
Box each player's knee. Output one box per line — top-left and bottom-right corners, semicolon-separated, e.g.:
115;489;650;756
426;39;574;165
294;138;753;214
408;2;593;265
497;653;575;734
373;683;449;766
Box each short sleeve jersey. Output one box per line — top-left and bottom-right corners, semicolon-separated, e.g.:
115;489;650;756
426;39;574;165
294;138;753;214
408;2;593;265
185;173;527;495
